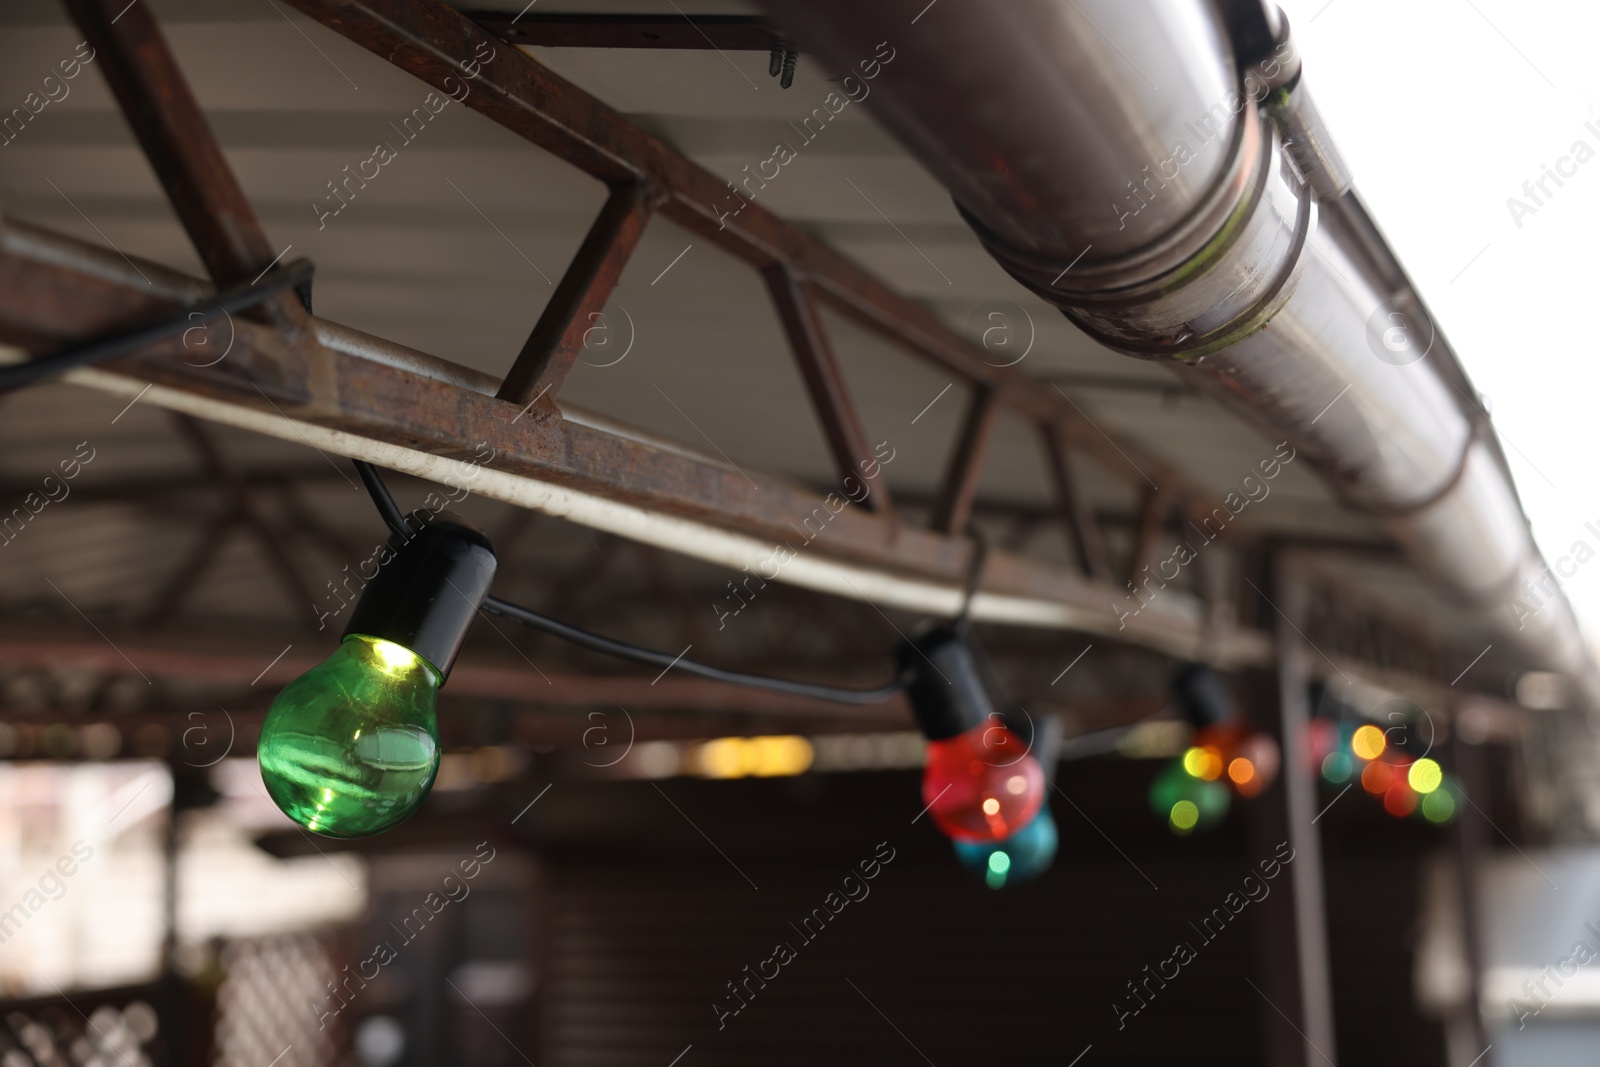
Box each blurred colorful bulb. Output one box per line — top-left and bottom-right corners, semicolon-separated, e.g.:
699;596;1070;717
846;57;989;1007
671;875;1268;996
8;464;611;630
1182;745;1224;781
259;635;441;838
1408;758;1443;794
1384;779;1418;818
258;516;496;839
952;806;1058;889
923;722;1045;843
1187;725;1280;799
1422;788;1457;824
1351;724;1387;761
1308;718;1337;766
1360;759;1394;795
1322;750;1354;783
1228;757;1259;797
1151;759;1230;835
901;628;1046;846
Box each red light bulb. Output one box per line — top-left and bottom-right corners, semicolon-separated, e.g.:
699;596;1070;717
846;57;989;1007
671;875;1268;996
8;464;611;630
922;721;1044;844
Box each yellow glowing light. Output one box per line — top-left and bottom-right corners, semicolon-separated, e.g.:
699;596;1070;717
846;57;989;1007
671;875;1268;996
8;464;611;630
1228;757;1256;786
982;797;1001;816
694;735;815;779
371;638;422;674
1170;800;1200;832
1408;758;1443;794
1351;724;1386;761
1181;745;1224;781
1005;775;1027;795
696;737;749;778
749;735;814;777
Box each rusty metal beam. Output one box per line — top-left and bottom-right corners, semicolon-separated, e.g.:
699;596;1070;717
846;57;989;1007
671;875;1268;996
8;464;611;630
63;0;312;356
497;181;658;405
140;509;238;627
0;0;1524;743
1184;501;1229;629
468;12;788;51
763;266;892;513
276;481;366;563
633;542;711;648
58;0;1207;580
0;464;344;506
7;0;1253;667
0;219;1264;665
172;414;322;632
534;536;622;644
286;0;1189;491
932;387;999;534
1128;486;1174;586
1040;422;1112;581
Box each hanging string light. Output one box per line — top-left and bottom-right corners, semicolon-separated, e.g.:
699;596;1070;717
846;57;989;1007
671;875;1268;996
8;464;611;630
1333;708;1460;825
1150;666;1278;834
256;462;909;838
1311;717;1357;784
1177;666;1281;799
1419;775;1459;824
258;515;497;838
900;627;1045;844
954;808;1059;888
1150;758;1230;835
951;713;1061;889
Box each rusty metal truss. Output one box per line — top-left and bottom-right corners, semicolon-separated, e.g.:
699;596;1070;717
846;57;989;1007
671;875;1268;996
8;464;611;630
0;0;1504;709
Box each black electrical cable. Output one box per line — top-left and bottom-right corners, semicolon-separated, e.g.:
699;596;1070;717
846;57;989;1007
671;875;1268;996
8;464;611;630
355;458;410;533
952;524;989;636
352;459;906;705
479;594;903;704
0;258;316;392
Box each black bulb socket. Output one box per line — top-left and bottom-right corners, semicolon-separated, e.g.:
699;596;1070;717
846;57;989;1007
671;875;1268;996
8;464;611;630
897;627;998;741
344;511;497;681
1174;664;1238;728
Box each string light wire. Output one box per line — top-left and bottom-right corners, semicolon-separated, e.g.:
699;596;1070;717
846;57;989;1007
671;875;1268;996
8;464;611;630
0;259;315;392
352;459;905;705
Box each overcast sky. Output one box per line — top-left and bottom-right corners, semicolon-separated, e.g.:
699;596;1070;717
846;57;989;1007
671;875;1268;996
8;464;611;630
1276;0;1600;641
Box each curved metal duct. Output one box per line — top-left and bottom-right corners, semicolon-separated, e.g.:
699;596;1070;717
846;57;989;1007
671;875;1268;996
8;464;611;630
764;0;1598;704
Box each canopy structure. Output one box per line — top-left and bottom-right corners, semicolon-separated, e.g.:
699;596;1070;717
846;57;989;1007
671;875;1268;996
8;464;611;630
0;2;1590;1065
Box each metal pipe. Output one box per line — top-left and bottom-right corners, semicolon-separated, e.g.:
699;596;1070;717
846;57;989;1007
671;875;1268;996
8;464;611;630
767;0;1598;703
769;0;1243;268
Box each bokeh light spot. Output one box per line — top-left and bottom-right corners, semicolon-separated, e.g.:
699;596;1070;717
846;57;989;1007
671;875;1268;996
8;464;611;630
1384;781;1418;817
1351;724;1386;761
1422;789;1456;824
1408;758;1443;794
1182;745;1224;781
1228;757;1256;786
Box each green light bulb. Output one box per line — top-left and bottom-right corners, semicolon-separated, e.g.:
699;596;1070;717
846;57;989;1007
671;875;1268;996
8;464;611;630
258;634;442;838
